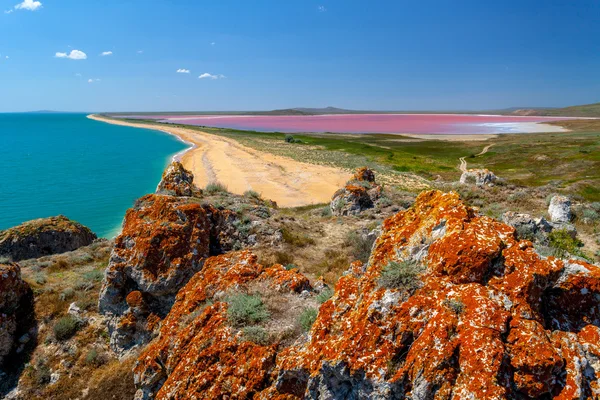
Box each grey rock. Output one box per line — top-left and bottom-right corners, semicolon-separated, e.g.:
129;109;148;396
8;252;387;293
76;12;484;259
549;195;572;223
459;169;497;186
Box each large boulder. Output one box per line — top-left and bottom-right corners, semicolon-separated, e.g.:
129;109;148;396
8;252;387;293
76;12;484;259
98;162;245;354
459;168;497;186
266;190;600;399
0;216;97;261
330;167;382;216
133;251;312;399
0;263;33;368
549;195;572;223
502;211;552;240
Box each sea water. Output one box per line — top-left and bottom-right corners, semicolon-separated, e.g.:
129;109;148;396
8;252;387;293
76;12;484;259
0;113;188;238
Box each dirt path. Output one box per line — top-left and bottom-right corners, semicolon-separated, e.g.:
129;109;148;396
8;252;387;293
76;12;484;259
88;115;351;207
458;144;494;172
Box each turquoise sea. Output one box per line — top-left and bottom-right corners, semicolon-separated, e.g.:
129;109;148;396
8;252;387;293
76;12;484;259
0;113;188;238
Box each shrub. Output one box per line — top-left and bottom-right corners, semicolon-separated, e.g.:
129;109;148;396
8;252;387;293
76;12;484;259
343;231;375;263
548;229;585;259
85;348;108;367
273;251;295;266
59;288;75;301
205;181;228;194
242;326;269;345
316;287;334;304
284;264;298;271
83;269;104;282
321;205;332;217
443;298;465;315
280;227;315;247
581;208;599;224
298;307;318;332
53;315;80;341
244;190;261;200
284;134;297;143
379;260;425;291
227;293;270;327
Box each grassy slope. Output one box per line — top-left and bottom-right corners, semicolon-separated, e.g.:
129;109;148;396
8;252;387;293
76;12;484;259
517;102;600;117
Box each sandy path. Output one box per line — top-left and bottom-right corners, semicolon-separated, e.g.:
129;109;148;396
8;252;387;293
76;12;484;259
459;144;495;172
88;115;351;207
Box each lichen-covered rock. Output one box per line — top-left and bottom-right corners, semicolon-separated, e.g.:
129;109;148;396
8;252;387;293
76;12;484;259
460;168;497;186
267;190;600;399
156;161;200;197
0;263;32;367
0;216;97;261
98;194;239;354
330;167;382;216
502;211;552;240
549;195;572;223
133;250;311;399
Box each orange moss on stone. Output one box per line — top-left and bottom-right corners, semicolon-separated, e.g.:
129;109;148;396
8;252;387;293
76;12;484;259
134;251;313;399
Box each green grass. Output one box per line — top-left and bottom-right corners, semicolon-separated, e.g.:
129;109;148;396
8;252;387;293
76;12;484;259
226;293;270;327
298;307;318;332
379;260;425;291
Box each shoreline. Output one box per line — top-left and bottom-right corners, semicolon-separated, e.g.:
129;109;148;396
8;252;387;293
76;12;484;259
87;114;352;207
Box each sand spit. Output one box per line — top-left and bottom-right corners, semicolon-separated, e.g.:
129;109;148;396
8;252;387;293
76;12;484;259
88;115;351;207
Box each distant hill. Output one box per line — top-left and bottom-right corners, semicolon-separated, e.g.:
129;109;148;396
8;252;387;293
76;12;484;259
510;102;600;117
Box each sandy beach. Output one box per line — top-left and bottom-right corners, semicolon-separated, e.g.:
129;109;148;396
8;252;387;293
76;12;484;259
88;114;351;207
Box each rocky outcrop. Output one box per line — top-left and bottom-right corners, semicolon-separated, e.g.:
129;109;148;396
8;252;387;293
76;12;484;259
0;263;33;368
502;211;552;240
156;161;200;197
549;195;572;223
459;168;497;186
133;250;312;399
267;190;600;399
98;162;247;354
0;216;97;262
330;167;382;216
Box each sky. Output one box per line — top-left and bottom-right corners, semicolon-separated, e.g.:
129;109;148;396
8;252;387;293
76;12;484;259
0;0;599;112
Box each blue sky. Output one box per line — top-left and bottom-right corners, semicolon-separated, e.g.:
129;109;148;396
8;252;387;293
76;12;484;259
0;0;599;112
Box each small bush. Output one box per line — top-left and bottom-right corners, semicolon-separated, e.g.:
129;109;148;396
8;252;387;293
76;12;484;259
285;134;301;143
508;190;527;204
343;231;375;263
53;315;80;341
316;287;334;304
244;190;261;200
85;348;108;367
548;229;585;259
379;260;425;291
227;293;270;327
273;251;295;266
205;181;228;194
281;227;315;247
298;307;318;332
83;269;104;282
581;208;599;224
242;326;269;345
284;263;298;271
443;298;465;315
59;288;75;301
321;206;332;217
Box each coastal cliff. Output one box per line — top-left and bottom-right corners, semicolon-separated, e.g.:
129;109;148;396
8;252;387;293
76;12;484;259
2;162;600;399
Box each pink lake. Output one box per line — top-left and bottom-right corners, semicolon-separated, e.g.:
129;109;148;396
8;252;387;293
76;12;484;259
123;114;577;135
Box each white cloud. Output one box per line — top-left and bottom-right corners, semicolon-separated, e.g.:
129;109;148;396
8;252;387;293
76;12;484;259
4;9;14;14
210;42;216;46
87;78;100;83
137;50;144;54
6;56;9;59
14;0;42;11
176;69;190;74
317;5;326;12
199;73;225;80
75;73;82;77
55;49;87;60
100;51;113;56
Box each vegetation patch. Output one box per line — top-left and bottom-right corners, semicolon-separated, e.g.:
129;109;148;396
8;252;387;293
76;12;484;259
379;260;425;292
205;181;228;194
53;315;81;341
242;326;270;345
547;229;586;259
226;293;270;327
298;307;318;332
